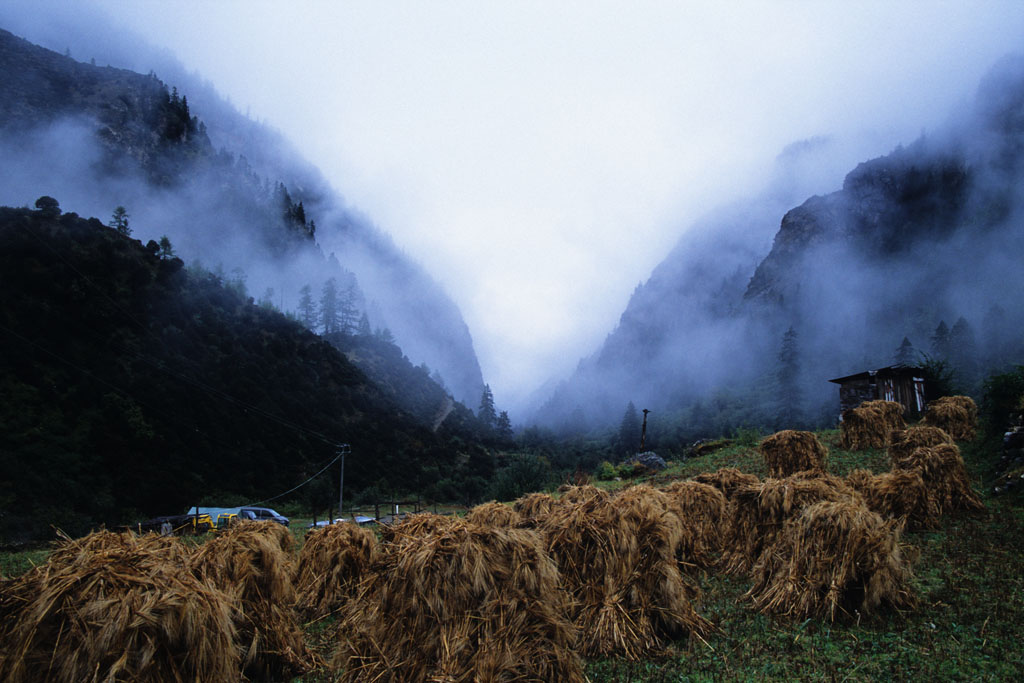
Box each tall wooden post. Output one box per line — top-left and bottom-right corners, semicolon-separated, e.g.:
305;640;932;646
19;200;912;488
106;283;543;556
337;444;350;520
640;409;651;451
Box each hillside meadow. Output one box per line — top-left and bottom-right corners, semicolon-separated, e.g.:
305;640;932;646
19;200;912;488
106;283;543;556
1;428;1022;681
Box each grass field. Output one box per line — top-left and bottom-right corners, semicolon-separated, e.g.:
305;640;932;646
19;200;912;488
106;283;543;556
3;430;1022;682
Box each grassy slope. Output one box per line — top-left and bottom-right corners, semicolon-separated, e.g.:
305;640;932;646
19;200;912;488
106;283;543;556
586;431;1024;681
3;429;1022;681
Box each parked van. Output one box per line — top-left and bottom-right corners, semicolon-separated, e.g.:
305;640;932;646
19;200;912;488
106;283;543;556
186;506;289;527
238;507;289;526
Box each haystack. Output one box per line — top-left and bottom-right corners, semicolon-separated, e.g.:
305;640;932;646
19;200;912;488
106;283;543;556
190;520;309;680
295;522;378;621
845;468;939;530
745;501;917;621
888;425;954;464
891;444;985;513
466;501;523;527
378;511;457;545
759;430;829;478
839;400;906;450
513;492;558;523
922;395;978;441
660;480;729;570
334;517;583;682
540;484;711;659
691;467;761;500
559;484;611;505
724;474;861;575
0;530;237;683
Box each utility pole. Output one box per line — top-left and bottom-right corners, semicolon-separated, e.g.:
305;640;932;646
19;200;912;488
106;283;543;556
640;409;651;451
337;443;350;520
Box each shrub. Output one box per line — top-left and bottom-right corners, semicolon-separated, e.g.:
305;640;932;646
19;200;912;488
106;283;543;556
597;461;618;480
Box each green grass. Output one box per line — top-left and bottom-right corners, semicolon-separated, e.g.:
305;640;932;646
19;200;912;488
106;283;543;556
583;432;1024;681
4;430;1022;682
585;495;1024;681
0;547;51;577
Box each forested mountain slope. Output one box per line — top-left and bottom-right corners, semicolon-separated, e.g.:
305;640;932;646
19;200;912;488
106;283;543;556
0;204;493;542
0;26;485;405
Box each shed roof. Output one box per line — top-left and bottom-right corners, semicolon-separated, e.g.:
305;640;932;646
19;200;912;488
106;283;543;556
828;365;923;384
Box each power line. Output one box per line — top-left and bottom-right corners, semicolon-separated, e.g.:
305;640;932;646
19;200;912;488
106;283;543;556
244;444;350;508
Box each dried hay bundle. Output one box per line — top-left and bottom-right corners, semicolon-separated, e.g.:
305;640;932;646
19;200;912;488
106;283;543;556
844;467;875;492
0;530;237;682
759;430;829;478
295;522;378;621
334;517;583;682
892;444;985;513
724;474;861;575
660;480;729;570
465;501;523;527
845;468;939;530
691;467;761;500
378;511;457;546
190;520;309;680
839;400;906;450
540;484;711;659
559;484;611;505
745;501;917;621
922;395;978;441
888;426;954;465
513;492;559;523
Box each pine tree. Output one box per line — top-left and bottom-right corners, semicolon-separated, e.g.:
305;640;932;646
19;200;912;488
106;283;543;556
931;320;951;359
356;312;372;337
478;384;497;433
157;235;175;260
339;282;360;334
617;401;640;455
775;326;802;428
319;277;340;334
894;336;916;366
297;284;317;330
949;316;979;387
258;287;276;310
110;206;130;236
496;411;514;443
228;267;247;298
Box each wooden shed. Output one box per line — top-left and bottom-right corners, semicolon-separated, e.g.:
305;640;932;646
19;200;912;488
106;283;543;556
828;365;926;415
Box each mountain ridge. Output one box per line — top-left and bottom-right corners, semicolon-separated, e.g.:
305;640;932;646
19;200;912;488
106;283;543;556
536;54;1024;438
0;25;486;406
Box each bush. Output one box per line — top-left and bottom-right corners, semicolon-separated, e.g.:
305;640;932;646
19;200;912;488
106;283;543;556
616;461;647;479
733;426;762;447
489;455;553;501
596;461;618;480
980;366;1024;441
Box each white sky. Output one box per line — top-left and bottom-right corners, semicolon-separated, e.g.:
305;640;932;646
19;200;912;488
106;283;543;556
41;2;1024;408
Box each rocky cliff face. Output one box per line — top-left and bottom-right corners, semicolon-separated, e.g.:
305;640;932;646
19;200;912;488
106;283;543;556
744;144;970;308
536;54;1024;434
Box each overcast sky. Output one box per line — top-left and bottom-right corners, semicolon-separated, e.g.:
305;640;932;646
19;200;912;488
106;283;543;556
12;1;1024;409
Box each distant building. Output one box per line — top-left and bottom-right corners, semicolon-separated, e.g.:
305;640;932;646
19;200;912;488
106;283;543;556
828;365;926;415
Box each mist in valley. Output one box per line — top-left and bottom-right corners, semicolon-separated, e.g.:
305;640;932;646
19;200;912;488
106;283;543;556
538;56;1024;448
3;1;1024;447
0;11;486;409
